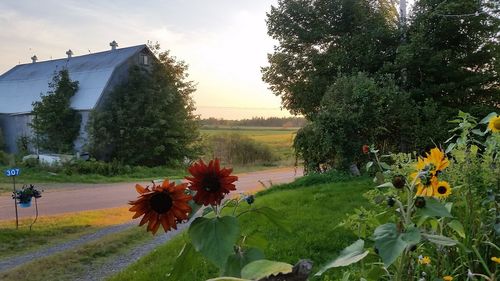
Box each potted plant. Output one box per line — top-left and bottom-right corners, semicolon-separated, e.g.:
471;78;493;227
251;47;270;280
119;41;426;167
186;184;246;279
12;184;42;208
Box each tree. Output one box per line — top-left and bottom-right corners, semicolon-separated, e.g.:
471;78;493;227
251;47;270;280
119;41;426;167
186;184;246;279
294;73;420;171
31;69;81;153
88;45;200;166
396;0;500;113
262;0;400;117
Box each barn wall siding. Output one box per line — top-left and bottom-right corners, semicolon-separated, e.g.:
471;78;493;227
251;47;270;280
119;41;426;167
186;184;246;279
0;114;33;153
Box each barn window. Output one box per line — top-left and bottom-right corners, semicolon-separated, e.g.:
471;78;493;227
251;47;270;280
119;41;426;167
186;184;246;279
141;55;149;65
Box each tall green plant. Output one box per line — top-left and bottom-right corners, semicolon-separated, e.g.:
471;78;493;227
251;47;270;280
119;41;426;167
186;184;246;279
30;69;81;154
88;45;200;166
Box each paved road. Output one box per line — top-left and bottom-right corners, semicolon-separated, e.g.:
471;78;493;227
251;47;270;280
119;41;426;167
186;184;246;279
0;167;302;221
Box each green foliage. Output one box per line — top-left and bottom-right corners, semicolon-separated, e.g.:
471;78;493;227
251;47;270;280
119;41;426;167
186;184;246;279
31;69;81;153
265;0;499;173
396;0;500;111
204;134;278;165
108;177;371;281
240;260;293;280
88;45;199;166
263;0;399;117
188;216;241;268
294;73;419;171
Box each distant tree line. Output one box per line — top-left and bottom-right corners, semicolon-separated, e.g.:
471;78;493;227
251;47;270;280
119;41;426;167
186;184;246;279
200;117;306;128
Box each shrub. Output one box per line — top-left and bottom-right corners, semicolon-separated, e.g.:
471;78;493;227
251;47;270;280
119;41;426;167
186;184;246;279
204;133;278;165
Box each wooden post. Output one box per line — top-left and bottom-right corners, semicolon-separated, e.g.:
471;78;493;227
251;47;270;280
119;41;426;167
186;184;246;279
13;176;19;229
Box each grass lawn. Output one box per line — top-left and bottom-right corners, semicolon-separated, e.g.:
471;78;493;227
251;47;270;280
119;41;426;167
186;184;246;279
0;206;132;259
108;174;371;281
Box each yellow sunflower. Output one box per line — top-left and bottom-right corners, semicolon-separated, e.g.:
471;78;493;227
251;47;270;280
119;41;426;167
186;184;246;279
443;276;453;281
488;115;500;133
418;255;431;265
434;181;452;199
416;176;438;197
425;148;449;173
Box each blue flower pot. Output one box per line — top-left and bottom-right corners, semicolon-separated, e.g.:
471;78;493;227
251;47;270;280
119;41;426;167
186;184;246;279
19;200;32;208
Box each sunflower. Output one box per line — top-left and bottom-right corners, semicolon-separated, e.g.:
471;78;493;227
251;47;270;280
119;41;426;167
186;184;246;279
492;256;500;264
434;181;452;199
418;255;431;265
416;176;438;197
186;158;238;206
425;148;449;173
488;115;500;133
443;276;453;281
129;180;192;235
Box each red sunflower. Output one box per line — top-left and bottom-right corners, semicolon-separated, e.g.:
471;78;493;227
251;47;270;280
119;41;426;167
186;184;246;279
129;180;192;235
186;158;238;206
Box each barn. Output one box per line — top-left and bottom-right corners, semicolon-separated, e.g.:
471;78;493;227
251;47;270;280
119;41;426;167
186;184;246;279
0;42;154;154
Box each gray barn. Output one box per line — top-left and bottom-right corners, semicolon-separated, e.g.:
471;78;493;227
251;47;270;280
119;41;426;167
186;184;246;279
0;43;154;154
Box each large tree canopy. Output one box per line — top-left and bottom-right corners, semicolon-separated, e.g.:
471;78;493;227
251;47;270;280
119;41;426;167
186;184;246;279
397;0;500;111
264;0;500;171
88;45;200;166
31;69;81;153
262;0;400;117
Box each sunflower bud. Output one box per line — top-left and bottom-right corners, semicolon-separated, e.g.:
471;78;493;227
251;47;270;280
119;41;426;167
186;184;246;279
245;195;255;205
387;196;395;207
415;197;426;208
392;175;406;189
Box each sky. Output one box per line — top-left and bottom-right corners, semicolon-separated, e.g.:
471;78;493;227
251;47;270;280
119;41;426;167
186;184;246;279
0;0;289;119
0;0;414;120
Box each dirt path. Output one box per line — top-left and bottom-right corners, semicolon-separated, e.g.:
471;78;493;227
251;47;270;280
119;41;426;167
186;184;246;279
0;167;302;221
0;222;135;272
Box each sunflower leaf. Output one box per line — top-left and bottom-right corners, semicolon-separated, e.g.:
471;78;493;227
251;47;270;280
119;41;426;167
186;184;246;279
373;223;418;267
315;239;369;276
223;247;265;277
479;112;497;124
418;197;453;218
241;260;293;280
447;220;466;238
422;234;458;246
189;216;240;269
168;243;196;280
251;207;291;233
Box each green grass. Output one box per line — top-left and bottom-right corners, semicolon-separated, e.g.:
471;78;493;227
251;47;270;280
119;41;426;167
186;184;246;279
0;166;185;193
0;226;151;281
201;127;298;163
108;175;371;281
0;207;132;259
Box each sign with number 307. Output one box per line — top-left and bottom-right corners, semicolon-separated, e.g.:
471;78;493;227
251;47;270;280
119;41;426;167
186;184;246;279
4;168;21;177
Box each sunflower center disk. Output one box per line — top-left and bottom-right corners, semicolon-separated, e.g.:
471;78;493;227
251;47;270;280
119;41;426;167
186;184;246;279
150;192;173;214
437;186;447;194
202;174;221;192
494;119;500;130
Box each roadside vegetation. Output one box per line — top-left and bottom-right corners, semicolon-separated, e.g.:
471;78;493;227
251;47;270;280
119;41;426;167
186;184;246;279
0;206;132;259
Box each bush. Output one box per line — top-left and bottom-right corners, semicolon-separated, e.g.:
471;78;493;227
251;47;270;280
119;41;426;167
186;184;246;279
204;133;278;165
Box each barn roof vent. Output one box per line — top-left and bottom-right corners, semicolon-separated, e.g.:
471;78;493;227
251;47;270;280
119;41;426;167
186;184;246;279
31;55;38;63
110;40;118;51
66;49;73;58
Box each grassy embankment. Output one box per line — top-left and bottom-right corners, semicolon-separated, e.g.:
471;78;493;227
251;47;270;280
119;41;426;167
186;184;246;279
0;207;133;259
108;172;371;281
0;172;369;281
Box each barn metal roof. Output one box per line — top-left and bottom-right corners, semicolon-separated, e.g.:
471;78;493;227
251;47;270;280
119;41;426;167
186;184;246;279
0;44;146;114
